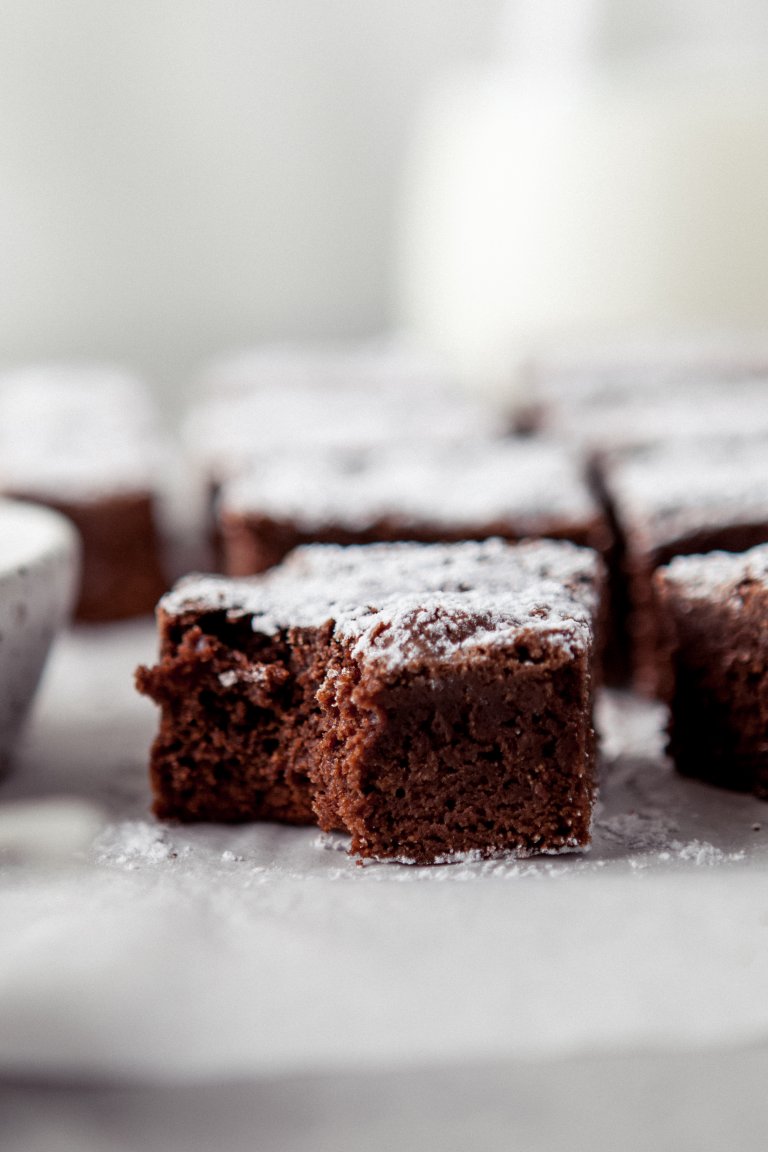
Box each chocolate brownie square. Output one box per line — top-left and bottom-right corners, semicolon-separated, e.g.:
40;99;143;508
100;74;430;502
137;538;603;863
598;439;768;695
654;544;768;796
0;365;168;621
217;439;611;576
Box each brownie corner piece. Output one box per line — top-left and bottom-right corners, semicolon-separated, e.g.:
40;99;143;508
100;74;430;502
138;539;602;863
314;592;598;865
599;439;768;696
654;543;768;796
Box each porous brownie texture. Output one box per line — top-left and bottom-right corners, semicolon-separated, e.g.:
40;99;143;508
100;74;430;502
137;539;603;863
654;544;768;797
598;440;768;696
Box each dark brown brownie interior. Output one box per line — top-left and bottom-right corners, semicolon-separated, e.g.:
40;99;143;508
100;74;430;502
314;643;594;863
138;609;595;859
657;574;768;797
137;539;601;861
137;610;331;824
631;523;768;697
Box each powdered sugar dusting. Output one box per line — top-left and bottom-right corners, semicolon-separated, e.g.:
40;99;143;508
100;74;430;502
312;819;747;880
667;840;746;866
533;350;768;449
529;333;768;408
0;363;161;498
659;541;768;600
218;665;276;689
94;821;177;869
606;439;768;552
184;380;504;483
221;440;598;532
160;538;601;670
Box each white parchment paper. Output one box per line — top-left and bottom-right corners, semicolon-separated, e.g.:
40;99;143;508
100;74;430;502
1;622;767;1083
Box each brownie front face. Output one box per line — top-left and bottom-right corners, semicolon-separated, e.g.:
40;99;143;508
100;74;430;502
137;539;602;862
599;441;768;696
314;634;594;863
655;545;768;797
136;610;332;825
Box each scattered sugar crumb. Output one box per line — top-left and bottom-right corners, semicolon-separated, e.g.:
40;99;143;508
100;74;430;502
218;666;275;690
94;820;176;869
314;832;351;854
628;839;745;871
669;839;746;866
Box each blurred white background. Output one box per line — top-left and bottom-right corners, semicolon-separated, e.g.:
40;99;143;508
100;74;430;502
0;1;500;408
4;0;768;412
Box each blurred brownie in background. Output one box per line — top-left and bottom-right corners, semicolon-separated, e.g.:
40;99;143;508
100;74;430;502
518;337;768;682
533;377;768;460
0;365;168;621
183;341;509;505
599;439;768;696
217;438;610;575
654;544;768;797
519;333;768;435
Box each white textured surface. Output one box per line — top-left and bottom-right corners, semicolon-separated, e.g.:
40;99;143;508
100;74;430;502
2;622;768;1084
162;538;600;668
221;440;597;532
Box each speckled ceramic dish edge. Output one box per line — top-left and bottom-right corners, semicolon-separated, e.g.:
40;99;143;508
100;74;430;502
0;499;80;771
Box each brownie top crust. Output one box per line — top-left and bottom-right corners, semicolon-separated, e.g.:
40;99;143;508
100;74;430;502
220;440;598;532
161;538;601;672
658;541;768;600
603;439;768;552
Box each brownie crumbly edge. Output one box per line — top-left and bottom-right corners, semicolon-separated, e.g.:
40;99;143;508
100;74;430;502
137;539;603;861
